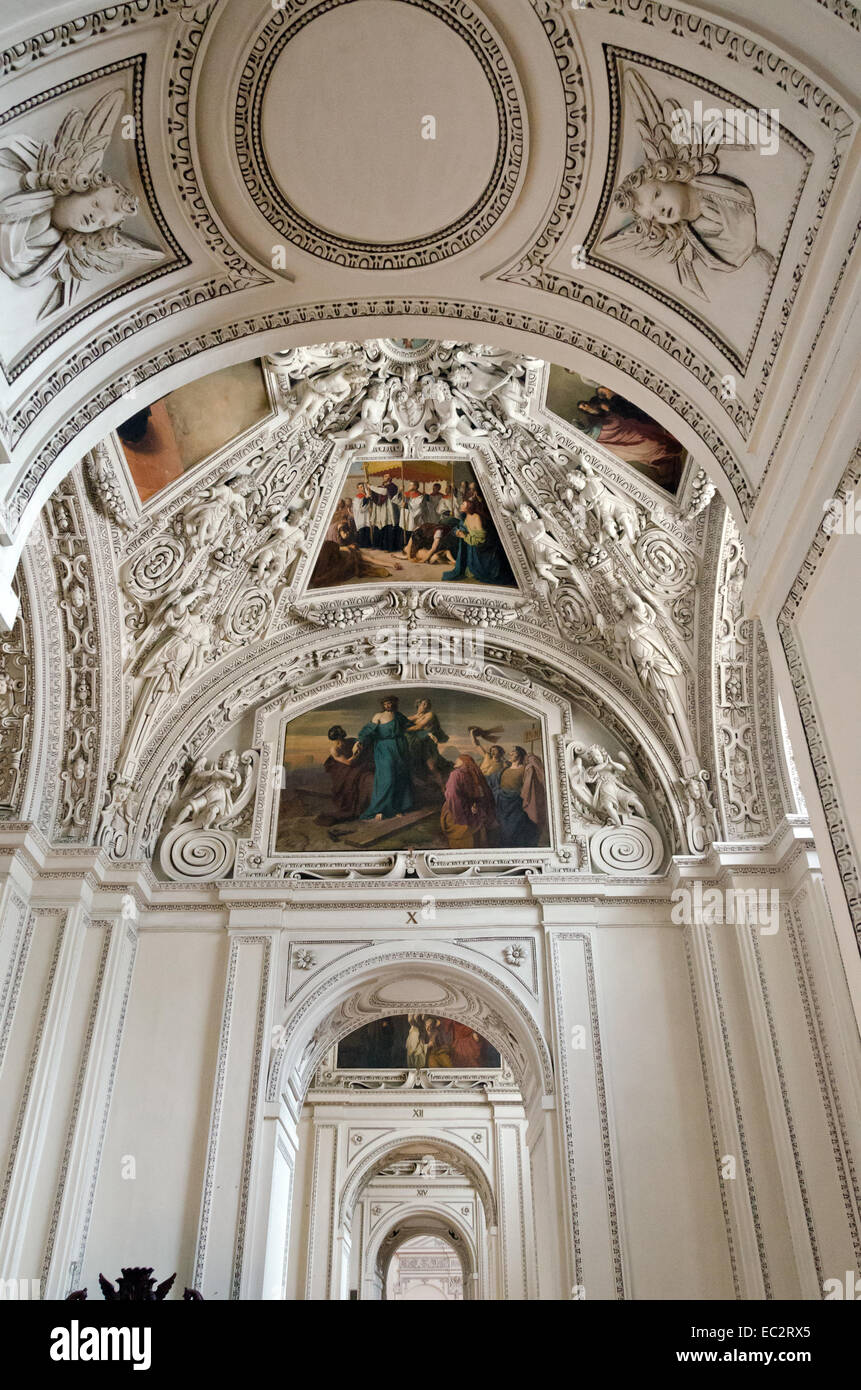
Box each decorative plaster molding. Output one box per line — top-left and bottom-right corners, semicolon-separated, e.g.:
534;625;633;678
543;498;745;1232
234;0;524;270
0;57;188;383
777;447;861;952
8;300;752;526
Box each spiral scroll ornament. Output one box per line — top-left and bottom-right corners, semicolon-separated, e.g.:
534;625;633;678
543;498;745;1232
159;826;236;881
221;585;274;646
123;535;187;601
589;817;663;875
635;529;697;596
555;584;596;641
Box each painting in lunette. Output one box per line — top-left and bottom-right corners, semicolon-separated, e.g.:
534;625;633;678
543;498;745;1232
116;359;271;502
545;364;687;495
308;457;516;588
336;1014;501;1069
277;689;549;853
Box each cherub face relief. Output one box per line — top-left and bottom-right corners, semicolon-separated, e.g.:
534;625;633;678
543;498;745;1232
51;184;134;234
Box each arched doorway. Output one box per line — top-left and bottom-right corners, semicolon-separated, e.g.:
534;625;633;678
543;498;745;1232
344;1137;490;1300
379;1220;470;1302
250;950;562;1300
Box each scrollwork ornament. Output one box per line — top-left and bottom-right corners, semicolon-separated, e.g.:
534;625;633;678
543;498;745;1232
159;825;236;880
219;586;274;649
123;535;187;601
635;528;697;595
589;817;663;875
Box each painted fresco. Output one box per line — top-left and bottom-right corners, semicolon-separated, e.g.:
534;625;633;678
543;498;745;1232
308;457;516;588
545;364;687;495
117;359;271;502
336;1015;500;1069
277;689;548;853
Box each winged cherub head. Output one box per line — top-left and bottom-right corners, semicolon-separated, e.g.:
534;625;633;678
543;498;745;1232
50;179;138;234
602;71;773;299
613;154;719;229
0;90;161;318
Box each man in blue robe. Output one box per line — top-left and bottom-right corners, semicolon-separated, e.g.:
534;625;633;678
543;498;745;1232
356;696;414;821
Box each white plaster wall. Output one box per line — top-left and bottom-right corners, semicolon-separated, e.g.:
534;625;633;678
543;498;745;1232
283;1114;314;1302
83;930;227;1294
0;912;62;1207
794;537;861;879
595;923;735;1299
0;879;854;1301
20;922;105;1284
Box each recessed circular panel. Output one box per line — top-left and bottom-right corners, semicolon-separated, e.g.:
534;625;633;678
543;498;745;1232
235;0;524;268
259;1;499;244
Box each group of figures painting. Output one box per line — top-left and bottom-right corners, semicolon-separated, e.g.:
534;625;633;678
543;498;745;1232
545;366;687;495
277;690;548;853
309;459;515;588
336;1014;500;1070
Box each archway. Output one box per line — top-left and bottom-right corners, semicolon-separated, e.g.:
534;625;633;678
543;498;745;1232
248;949;562;1300
375;1212;474;1302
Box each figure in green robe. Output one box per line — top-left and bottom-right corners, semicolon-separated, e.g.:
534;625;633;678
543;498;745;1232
356;696;414;820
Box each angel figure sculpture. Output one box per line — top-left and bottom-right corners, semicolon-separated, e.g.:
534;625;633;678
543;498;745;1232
453;346;539;420
601;71;774;300
136;588;212;696
285;361;371;431
515;503;580;590
248;506;310;591
678;769;718;854
565;458;642;548
333;379;391;446
599;583;682;716
180;474;250;552
565;741;596;820
173;749;250;831
584;745;647;828
0;90;162;318
425;377;488;449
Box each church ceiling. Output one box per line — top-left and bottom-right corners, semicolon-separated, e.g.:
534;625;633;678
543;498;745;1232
1;336;797;889
0;0;856;634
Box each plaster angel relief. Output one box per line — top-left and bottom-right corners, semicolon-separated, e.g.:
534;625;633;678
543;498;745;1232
515;504;583;589
565;742;647;828
170;749;257;832
158;748;259;881
0;91;162;318
601;71;774;301
596;583;682;716
134;584;214;696
452;346;540;420
247;505;311;591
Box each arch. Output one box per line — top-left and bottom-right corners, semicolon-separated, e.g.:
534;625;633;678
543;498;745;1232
3;307;751;611
371;1209;477;1301
258;946;555;1299
130;625;690;863
339;1130;498;1230
267;945;555;1106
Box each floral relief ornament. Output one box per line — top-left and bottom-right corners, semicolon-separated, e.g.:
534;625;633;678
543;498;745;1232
601;71;774;301
503;944;526;967
0;90;162;318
